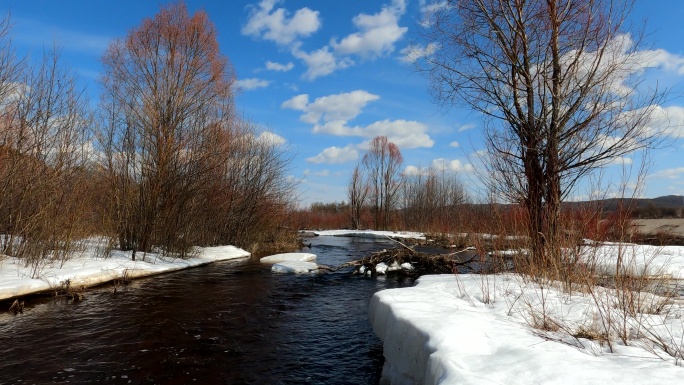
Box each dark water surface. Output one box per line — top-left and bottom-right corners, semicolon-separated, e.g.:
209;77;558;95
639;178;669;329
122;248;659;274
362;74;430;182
0;236;414;384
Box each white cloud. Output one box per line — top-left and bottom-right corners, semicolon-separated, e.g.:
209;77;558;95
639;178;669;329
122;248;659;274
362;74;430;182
650;167;684;180
265;60;294;72
458;123;476;132
431;158;474;172
331;0;408;59
449;141;460;148
286;90;435;149
291;44;353;81
256;131;286;146
400;42;439;63
281;94;310;110
313;119;433;149
242;0;321;45
403;165;424;176
306;145;359;164
236;78;271;91
608;156;633;166
643;105;684;138
283;90;379;123
404;157;474;176
418;0;449;27
351;120;434;149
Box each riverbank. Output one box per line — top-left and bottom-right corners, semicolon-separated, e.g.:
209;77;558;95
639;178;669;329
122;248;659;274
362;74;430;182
0;238;250;302
0;229;424;303
370;242;684;385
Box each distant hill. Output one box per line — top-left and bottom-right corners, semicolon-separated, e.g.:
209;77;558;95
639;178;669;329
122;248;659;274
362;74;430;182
564;195;684;218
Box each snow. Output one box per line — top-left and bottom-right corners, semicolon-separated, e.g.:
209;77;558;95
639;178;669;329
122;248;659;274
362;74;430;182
580;243;684;279
259;252;316;264
0;240;250;301
370;271;684;385
400;262;414;271
311;229;425;240
376;262;389;274
271;261;318;274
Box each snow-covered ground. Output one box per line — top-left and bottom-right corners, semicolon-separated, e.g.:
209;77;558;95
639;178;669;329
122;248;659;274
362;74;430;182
0;239;249;301
370;242;684;385
581;243;684;279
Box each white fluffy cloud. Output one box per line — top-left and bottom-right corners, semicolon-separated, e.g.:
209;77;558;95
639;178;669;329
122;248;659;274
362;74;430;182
284;90;434;149
400;42;438;63
291;44;354;80
243;0;409;80
431;158;474;172
315;119;433;149
282;90;379;124
332;0;408;59
644;105;684;138
306;145;359;164
242;0;321;45
403;157;474;176
236;78;271;91
265;60;294;72
650;167;684;180
449;141;460;148
256;131;286;146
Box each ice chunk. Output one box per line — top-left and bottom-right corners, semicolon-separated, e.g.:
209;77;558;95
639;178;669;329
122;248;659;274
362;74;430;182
271;261;318;274
376;262;389;275
400;262;414;271
260;252;316;264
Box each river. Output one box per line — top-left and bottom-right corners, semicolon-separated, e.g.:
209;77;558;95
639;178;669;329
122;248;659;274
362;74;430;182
0;235;415;384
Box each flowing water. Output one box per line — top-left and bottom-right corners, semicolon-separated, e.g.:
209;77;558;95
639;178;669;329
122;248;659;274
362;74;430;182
0;236;415;385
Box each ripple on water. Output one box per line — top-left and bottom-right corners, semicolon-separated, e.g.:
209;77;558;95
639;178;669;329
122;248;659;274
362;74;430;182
0;236;413;384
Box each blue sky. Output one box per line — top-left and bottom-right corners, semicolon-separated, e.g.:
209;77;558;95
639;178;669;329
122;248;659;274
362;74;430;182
1;0;683;205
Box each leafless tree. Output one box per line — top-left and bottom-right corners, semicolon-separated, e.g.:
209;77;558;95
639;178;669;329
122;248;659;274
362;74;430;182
0;14;92;273
417;0;665;269
348;164;368;229
362;136;403;229
99;3;237;258
400;166;469;232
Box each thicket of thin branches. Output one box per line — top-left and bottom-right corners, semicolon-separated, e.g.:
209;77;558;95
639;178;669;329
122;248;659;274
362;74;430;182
0;5;298;269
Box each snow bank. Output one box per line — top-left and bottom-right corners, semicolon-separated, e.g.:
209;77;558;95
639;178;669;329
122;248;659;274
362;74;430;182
311;229;425;240
370;274;684;385
271;261;318;274
259;252;316;264
0;243;250;301
580;244;684;279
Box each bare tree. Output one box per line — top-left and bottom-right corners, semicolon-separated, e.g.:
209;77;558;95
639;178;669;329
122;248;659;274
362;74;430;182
362;136;403;230
417;0;665;269
348;164;368;229
99;2;236;258
0;16;92;273
400;166;469;232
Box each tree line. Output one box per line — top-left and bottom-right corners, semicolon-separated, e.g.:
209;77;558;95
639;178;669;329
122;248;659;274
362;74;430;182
0;3;296;272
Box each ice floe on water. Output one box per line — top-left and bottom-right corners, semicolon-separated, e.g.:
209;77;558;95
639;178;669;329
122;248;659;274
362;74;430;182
271;261;319;274
259;252;316;264
310;229;425;240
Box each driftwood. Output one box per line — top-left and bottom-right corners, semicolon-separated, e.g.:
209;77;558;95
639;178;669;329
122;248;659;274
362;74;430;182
338;246;482;276
9;299;24;314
